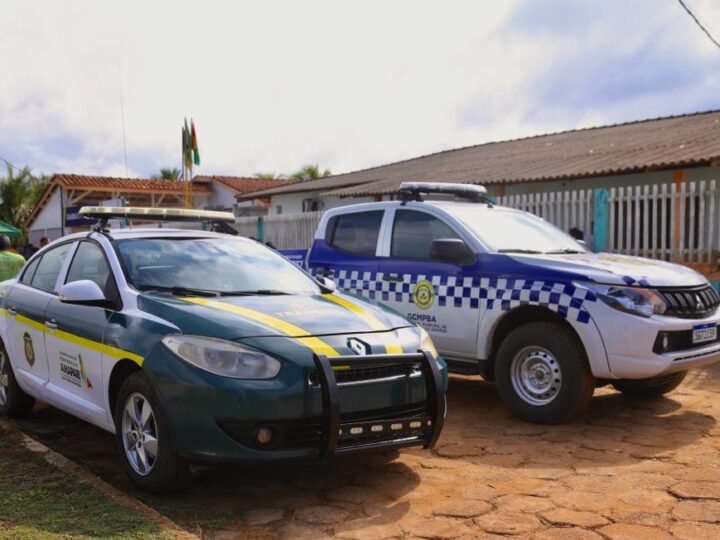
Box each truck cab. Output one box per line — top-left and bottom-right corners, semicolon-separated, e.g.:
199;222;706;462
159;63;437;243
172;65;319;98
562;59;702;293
301;182;720;423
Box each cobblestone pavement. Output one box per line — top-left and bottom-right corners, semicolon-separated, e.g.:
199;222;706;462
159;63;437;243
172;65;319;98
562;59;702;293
14;365;720;539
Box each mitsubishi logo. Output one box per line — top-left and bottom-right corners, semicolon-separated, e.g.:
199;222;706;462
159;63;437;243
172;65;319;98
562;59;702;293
347;337;371;356
696;294;704;311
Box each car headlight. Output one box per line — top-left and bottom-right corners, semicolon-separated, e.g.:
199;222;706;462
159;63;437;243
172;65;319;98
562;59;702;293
576;282;667;318
419;328;439;358
162;335;281;379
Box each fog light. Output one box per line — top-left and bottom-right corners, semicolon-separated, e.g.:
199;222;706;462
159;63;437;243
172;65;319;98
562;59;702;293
662;335;670;351
255;425;275;446
350;427;363;435
390;423;403;431
409;421;422;428
371;425;383;432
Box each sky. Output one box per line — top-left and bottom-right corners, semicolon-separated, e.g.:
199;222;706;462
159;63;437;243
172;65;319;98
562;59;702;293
0;0;719;179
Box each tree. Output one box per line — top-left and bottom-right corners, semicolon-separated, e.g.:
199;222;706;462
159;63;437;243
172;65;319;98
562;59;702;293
0;164;49;231
152;168;182;180
290;164;332;182
254;172;286;180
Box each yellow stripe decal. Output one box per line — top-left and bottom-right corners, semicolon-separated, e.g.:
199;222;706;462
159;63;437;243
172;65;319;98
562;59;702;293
2;311;143;365
183;297;340;357
322;294;404;354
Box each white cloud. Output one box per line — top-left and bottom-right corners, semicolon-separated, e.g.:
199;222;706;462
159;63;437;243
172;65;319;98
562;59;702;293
0;0;718;178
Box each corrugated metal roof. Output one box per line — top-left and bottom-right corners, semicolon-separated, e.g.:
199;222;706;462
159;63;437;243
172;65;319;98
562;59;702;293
239;109;720;200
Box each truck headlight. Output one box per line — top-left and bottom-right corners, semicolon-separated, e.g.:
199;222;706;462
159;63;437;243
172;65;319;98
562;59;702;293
577;282;667;318
419;328;439;358
162;335;281;379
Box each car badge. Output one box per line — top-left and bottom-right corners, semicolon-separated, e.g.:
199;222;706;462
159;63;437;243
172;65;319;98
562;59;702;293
347;337;371;356
696;295;704;311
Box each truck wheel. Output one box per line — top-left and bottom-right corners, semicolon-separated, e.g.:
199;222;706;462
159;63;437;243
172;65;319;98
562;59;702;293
612;371;687;399
0;343;35;418
495;322;595;424
114;371;192;493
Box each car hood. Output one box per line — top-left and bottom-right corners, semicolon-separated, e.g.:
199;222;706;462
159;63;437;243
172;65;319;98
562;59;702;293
509;252;707;287
137;291;412;341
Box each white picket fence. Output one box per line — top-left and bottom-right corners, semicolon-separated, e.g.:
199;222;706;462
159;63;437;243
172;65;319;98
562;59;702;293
234;211;322;249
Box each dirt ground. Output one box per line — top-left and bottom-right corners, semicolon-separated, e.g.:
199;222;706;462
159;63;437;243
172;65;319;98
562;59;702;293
12;366;720;540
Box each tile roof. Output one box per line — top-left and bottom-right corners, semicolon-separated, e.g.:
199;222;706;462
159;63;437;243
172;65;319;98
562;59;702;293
55;174;211;193
238;109;720;200
192;175;294;196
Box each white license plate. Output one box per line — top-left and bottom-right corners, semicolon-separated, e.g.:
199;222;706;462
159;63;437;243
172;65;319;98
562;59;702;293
692;323;717;344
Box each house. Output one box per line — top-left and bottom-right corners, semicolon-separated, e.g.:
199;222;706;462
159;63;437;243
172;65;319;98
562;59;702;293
24;174;212;244
238;109;720;215
192;176;292;216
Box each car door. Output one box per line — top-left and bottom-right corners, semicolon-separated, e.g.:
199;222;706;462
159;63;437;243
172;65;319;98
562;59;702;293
308;209;386;301
4;243;73;395
378;208;480;357
44;240;119;424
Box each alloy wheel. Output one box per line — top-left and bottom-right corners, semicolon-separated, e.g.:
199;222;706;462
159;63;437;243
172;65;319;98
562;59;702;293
0;351;8;406
121;392;159;476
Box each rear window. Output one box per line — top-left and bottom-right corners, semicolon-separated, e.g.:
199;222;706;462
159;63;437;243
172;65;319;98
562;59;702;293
328;211;383;256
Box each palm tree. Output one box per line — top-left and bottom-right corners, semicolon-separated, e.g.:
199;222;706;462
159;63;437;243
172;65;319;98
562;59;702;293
152;168;182;180
290;164;332;182
254;172;286;180
0;164;49;230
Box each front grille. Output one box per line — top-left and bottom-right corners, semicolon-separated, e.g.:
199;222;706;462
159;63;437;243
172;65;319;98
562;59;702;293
308;362;419;386
218;402;428;450
657;285;720;319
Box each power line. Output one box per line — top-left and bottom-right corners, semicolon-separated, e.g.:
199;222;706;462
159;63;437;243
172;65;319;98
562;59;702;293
117;49;129;176
676;0;720;50
0;156;23;172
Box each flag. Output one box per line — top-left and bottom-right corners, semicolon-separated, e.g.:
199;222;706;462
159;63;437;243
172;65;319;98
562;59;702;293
183;118;193;170
191;120;200;166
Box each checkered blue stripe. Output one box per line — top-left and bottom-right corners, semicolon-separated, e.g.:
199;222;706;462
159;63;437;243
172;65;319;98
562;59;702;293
319;269;596;324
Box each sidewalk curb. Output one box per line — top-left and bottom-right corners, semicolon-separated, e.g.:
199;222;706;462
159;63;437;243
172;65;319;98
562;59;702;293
1;418;200;540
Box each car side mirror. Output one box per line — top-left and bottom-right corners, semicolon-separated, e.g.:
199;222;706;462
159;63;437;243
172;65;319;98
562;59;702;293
58;280;113;308
430;238;474;264
316;276;337;293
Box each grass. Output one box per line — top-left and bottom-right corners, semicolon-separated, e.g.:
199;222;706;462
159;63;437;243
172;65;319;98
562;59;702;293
0;423;171;540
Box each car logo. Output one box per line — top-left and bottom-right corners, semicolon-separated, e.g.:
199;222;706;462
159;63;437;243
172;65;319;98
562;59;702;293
696;295;704;311
347;337;371;356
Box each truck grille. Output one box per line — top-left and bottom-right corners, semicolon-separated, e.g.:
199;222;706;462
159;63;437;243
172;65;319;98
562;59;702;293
308;362;419;386
657;285;720;319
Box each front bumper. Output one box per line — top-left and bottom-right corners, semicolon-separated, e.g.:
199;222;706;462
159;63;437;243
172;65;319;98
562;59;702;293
590;300;720;378
143;344;447;463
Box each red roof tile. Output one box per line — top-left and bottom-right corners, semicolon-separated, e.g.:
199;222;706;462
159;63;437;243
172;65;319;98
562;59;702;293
193;175;294;196
55;174;210;193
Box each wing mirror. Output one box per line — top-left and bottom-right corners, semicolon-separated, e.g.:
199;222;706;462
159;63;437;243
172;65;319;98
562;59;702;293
58;280;113;308
316;276;337;293
430;238;474;264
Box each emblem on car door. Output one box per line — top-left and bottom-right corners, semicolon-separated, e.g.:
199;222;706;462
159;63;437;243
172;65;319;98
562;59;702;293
347;337;371;356
23;332;35;367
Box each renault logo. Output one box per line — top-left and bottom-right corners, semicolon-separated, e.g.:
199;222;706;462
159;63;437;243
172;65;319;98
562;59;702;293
347;337;371;356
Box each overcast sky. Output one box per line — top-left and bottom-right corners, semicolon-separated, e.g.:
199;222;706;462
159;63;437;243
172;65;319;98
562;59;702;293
1;0;719;179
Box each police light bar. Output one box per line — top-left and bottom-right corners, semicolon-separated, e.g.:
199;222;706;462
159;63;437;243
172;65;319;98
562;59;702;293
79;206;236;223
398;182;489;202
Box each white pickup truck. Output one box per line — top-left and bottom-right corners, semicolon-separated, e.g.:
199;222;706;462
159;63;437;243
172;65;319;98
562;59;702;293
282;182;720;423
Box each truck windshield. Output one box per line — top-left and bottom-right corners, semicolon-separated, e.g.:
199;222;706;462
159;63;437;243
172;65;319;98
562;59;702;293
452;207;588;254
114;237;319;295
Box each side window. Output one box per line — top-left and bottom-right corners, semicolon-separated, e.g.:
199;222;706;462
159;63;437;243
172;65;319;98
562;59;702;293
20;257;40;285
391;210;461;259
66;242;116;297
30;243;72;292
328;211;384;256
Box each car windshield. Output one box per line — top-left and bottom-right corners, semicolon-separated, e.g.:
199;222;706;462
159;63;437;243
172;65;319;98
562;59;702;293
114;237;319;295
450;207;588;254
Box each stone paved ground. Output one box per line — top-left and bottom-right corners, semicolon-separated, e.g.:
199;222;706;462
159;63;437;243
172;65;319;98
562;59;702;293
13;364;720;539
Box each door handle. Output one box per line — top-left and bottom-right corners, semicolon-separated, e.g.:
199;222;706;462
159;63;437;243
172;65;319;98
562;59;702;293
382;274;404;283
6;307;17;317
45;319;58;330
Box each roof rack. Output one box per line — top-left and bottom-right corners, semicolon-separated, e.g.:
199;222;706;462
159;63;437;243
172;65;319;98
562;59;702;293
80;206;236;233
398;182;490;203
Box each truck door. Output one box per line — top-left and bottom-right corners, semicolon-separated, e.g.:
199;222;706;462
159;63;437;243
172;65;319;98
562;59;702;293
378;209;480;357
307;210;386;301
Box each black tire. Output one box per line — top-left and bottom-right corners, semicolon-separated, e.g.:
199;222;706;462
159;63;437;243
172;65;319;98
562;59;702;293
113;371;192;493
0;342;35;418
495;321;595;424
612;371;687;399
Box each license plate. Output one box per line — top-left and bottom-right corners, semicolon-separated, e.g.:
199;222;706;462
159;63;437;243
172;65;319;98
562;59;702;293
692;323;717;344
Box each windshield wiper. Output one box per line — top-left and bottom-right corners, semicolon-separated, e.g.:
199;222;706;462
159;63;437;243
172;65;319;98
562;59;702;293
136;285;219;297
497;249;543;254
545;249;585;254
219;290;291;296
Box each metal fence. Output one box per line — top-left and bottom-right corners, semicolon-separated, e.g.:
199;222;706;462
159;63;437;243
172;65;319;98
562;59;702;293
234;211;322;249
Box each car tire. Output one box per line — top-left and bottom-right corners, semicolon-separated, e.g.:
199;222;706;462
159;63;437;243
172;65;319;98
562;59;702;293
114;371;192;493
495;321;595;424
612;371;687;399
0;342;35;418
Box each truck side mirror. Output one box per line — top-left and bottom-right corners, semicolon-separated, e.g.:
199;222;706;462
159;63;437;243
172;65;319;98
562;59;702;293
430;239;474;265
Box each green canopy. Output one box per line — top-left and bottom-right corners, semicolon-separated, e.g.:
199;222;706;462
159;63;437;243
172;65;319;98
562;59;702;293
0;220;21;239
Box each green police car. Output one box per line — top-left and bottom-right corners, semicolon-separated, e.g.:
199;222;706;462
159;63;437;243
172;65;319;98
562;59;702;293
0;207;446;492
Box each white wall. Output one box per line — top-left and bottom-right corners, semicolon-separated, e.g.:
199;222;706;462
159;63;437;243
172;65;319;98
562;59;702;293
28;188;64;244
269;192;378;215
